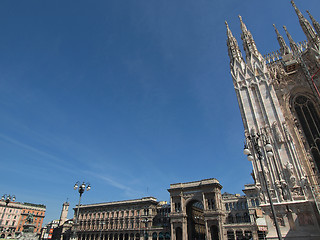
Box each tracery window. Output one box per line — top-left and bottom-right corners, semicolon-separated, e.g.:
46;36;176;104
294;95;320;172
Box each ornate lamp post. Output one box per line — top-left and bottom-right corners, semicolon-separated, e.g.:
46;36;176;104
72;182;91;240
1;195;16;234
243;132;283;240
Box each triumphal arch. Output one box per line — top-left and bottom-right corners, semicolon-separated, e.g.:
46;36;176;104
168;178;225;240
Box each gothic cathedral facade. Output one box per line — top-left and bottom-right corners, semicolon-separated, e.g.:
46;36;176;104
226;1;320;239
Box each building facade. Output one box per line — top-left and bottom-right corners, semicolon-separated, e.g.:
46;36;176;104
222;192;256;240
16;202;46;235
0;200;21;238
226;0;320;238
168;178;226;240
0;200;46;238
73;197;170;240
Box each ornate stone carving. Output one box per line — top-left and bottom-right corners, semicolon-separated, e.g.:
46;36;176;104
275;181;284;201
272;121;285;143
284;162;297;187
281;181;290;200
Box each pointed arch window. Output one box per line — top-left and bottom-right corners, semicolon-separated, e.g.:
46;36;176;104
294;95;320;173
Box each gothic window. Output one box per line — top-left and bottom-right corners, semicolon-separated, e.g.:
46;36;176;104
294;95;320;173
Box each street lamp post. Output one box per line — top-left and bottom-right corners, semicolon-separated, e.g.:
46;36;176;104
243;132;283;240
72;182;91;240
1;194;16;234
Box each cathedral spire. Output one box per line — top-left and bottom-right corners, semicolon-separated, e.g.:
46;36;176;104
239;15;247;33
273;24;290;55
291;0;320;50
239;15;263;62
283;25;299;55
291;0;303;20
225;21;243;64
306;10;320;37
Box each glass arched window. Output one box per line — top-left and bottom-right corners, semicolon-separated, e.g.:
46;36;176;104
294;95;320;172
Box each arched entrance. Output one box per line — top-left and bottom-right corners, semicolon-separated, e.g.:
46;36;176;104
186;200;205;240
169;179;224;240
210;225;219;240
175;227;182;240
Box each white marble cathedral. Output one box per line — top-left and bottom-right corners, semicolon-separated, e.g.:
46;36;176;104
226;1;320;239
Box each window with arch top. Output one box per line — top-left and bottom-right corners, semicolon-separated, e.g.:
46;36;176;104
294;95;320;173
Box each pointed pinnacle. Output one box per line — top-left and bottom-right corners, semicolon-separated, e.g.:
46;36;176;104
283;25;292;41
273;24;280;36
273;24;290;55
239;15;247;32
306;10;320;36
291;0;304;19
225;21;232;37
283;25;299;54
306;10;312;18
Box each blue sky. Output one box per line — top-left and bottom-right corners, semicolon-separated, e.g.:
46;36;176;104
0;0;319;224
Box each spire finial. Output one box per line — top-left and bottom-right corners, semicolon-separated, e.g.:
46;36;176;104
239;15;247;32
225;20;232;38
306;10;320;36
273;24;280;36
238;16;263;62
273;24;290;55
283;25;299;55
225;20;243;64
291;0;303;19
291;0;319;49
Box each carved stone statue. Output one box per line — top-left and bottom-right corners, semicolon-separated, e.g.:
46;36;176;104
285;162;297;187
26;213;34;224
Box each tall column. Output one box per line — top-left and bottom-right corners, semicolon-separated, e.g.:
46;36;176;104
182;218;187;240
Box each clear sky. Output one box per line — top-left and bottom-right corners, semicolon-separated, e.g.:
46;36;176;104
1;0;319;224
